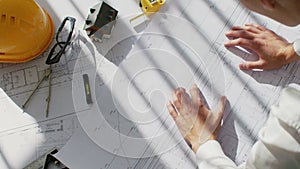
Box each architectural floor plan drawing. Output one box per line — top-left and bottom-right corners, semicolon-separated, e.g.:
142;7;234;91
0;30;83;169
1;0;300;169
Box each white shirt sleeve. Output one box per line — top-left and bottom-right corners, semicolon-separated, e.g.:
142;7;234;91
196;85;300;169
196;140;238;168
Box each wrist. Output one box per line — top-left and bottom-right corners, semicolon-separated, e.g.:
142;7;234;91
286;40;300;63
293;39;300;60
188;134;217;153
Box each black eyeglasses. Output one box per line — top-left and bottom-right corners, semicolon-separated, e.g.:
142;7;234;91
46;16;76;65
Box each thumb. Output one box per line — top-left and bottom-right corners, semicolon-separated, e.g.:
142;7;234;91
210;96;226;125
214;96;226;117
212;96;226;131
199;96;226;140
239;60;264;70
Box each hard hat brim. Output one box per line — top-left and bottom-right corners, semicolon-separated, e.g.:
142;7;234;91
0;8;54;63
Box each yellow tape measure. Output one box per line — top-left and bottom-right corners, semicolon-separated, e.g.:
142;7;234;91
140;0;165;13
130;0;165;22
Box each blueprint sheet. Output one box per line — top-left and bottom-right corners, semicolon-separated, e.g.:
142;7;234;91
0;29;82;169
1;0;300;169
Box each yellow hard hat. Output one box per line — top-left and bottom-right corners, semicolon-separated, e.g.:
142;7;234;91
0;0;54;63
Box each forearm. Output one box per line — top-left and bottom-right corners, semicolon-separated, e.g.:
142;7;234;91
246;85;300;169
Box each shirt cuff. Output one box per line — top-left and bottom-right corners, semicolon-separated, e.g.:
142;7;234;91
272;84;300;133
293;39;300;57
196;140;236;168
196;140;224;160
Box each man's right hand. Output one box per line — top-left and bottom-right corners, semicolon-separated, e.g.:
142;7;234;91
167;85;226;153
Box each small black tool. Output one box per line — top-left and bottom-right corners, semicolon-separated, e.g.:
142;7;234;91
83;74;93;104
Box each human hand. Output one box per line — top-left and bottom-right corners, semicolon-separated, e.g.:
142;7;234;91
225;23;299;70
167;85;226;153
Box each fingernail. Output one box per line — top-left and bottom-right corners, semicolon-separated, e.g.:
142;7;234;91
221;96;226;102
225;30;231;35
179;87;186;92
239;64;247;70
224;42;230;46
